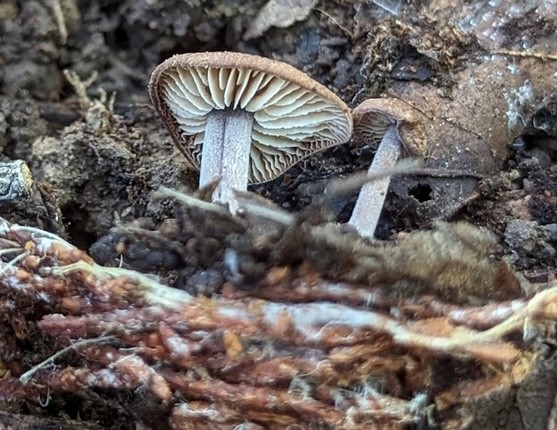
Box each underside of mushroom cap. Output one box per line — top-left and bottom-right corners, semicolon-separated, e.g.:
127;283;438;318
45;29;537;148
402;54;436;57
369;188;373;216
149;52;353;184
352;98;427;157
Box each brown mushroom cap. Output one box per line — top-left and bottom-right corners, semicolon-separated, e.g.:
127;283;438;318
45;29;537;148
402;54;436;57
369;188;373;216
352;98;427;156
149;51;353;184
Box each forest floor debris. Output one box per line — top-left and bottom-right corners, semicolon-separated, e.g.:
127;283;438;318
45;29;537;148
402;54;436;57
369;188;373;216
0;191;554;428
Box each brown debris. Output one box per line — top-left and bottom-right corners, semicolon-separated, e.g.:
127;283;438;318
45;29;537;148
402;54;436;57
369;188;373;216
0;192;554;428
2;0;556;428
0;410;104;430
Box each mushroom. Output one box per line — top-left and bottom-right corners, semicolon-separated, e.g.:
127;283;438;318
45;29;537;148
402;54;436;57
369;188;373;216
347;98;427;239
149;51;352;211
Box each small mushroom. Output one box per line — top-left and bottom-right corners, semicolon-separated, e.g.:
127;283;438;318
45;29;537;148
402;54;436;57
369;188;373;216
149;51;352;211
348;98;427;238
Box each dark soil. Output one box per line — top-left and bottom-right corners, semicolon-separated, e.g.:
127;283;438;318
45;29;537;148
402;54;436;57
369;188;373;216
1;0;557;428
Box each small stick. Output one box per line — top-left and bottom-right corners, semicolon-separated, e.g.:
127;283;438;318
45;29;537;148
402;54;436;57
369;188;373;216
325;158;423;197
492;49;557;62
411;168;484;179
20;336;116;384
155;186;230;216
45;0;68;44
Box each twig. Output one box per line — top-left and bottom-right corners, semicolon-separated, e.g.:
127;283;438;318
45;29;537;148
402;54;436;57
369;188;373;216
20;336;116;384
0;248;24;256
63;70;98;109
324;158;423;197
0;250;29;276
11;224;76;251
396;283;557;351
411;168;485;179
45;0;68;44
155;186;230;216
492;49;557;62
314;8;353;38
236;195;295;226
52;260;193;310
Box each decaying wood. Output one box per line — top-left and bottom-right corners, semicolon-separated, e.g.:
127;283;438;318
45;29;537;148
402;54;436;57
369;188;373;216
0;190;555;428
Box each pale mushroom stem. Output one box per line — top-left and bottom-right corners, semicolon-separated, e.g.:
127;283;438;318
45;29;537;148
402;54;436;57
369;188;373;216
348;125;401;239
199;109;254;212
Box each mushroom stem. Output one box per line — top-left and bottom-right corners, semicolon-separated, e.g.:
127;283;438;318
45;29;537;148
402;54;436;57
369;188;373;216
348;125;401;239
200;109;254;211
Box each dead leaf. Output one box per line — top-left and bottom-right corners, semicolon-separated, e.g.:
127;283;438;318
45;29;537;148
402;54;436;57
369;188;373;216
244;0;318;40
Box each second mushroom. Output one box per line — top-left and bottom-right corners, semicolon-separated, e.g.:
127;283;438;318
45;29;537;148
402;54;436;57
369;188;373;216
348;98;427;239
149;51;352;212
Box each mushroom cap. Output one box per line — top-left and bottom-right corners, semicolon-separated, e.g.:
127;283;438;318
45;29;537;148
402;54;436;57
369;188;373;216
149;51;353;184
352;98;427;156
